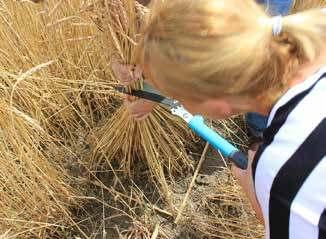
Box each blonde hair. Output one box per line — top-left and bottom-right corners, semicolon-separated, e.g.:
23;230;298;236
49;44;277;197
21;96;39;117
136;0;326;106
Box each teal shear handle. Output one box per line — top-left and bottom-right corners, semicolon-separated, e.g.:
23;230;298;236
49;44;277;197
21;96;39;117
115;84;248;169
188;115;248;169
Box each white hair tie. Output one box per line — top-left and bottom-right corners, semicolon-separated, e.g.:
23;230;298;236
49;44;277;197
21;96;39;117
271;15;283;36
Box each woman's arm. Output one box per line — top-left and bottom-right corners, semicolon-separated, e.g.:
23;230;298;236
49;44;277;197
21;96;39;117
231;150;264;223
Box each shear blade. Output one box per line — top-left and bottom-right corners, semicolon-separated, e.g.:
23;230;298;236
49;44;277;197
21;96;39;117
114;86;176;108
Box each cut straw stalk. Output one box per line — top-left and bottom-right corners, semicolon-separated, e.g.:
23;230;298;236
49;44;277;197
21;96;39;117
151;223;160;239
174;143;209;224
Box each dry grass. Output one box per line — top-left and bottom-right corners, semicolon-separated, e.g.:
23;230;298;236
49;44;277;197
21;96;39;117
88;0;195;201
0;0;117;139
291;0;326;12
191;167;264;239
0;0;115;236
109;166;264;239
0;97;75;238
0;0;263;238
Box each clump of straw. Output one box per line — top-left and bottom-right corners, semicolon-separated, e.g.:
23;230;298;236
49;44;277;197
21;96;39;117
88;0;194;198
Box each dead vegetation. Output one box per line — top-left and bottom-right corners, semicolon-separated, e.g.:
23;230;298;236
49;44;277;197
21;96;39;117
291;0;326;12
0;0;268;238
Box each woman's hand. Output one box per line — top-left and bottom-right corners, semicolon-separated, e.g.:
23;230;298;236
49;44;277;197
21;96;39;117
111;59;143;86
231;148;264;223
124;95;156;121
111;59;156;120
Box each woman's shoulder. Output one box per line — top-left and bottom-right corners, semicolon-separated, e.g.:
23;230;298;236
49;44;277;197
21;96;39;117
253;68;326;239
267;66;326;127
253;66;326;188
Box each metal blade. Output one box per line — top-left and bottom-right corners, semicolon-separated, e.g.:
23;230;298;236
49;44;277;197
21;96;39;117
114;86;178;108
114;85;193;122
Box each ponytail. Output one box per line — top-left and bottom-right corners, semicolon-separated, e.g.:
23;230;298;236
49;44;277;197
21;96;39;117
280;8;326;62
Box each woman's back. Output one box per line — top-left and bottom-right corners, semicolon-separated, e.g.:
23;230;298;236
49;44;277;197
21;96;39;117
252;67;326;239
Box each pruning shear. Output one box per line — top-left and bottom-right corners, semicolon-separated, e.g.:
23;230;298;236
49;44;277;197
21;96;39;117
115;83;248;169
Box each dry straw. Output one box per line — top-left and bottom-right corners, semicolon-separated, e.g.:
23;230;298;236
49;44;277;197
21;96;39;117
0;0;291;237
191;168;265;239
291;0;326;12
0;0;111;236
0;0;117;139
89;0;194;201
0;97;76;237
0;0;195;235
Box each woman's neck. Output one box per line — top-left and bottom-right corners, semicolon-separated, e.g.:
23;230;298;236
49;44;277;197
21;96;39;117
289;57;326;88
255;48;326;116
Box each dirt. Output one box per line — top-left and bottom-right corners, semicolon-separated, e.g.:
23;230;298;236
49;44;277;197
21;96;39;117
53;119;263;239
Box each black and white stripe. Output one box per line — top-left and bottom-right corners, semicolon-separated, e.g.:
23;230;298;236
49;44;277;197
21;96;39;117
319;210;326;239
253;67;326;239
252;69;326;181
271;119;326;239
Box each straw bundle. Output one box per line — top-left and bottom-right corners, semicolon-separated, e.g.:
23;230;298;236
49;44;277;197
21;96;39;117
89;0;194;197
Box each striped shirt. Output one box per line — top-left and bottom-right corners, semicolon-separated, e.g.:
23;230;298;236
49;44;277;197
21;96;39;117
252;67;326;239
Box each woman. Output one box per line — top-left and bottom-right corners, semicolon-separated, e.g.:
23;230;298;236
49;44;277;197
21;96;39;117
135;1;326;238
114;0;295;129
